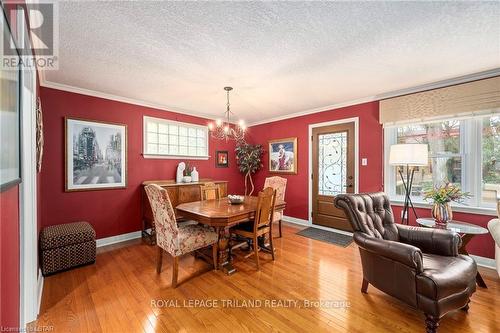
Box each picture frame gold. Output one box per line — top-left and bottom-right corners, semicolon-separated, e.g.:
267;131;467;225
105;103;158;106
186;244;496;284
268;137;298;174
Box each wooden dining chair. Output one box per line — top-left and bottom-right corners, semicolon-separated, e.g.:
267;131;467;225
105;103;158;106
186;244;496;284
264;176;287;238
200;182;221;201
144;184;218;288
229;187;277;270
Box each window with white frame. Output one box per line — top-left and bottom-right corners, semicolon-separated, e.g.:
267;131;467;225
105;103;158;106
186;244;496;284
143;116;209;159
384;114;500;209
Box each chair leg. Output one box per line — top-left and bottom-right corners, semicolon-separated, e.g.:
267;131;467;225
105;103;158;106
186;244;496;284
361;278;369;293
172;256;179;288
269;230;275;261
156;246;163;274
461;300;470;312
212;244;218;271
253;236;260;270
425;314;440;333
278;219;282;238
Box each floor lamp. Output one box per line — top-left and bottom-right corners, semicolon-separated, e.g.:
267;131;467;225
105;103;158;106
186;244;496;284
389;144;428;224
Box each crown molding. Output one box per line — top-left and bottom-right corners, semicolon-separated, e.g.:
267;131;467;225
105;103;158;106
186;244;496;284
39;68;500;128
248;96;377;127
39;76;218;121
248;68;500;127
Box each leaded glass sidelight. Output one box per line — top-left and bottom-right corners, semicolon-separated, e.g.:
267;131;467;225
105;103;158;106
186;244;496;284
318;132;348;196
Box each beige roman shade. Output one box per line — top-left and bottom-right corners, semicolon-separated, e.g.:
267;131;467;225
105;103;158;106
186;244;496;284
380;76;500;125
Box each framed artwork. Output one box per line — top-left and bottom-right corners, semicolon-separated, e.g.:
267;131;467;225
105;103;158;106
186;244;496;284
216;150;229;168
268;137;297;174
65;118;127;191
0;13;22;191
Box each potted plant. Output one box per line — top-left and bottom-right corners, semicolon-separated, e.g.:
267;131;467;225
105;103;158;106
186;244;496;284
235;143;264;195
423;183;471;226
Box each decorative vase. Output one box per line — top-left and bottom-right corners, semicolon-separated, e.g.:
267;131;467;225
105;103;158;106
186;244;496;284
176;162;185;183
182;176;192;183
191;167;199;182
432;202;452;227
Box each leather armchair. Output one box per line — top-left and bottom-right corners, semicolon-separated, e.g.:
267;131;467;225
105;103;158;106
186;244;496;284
335;192;477;333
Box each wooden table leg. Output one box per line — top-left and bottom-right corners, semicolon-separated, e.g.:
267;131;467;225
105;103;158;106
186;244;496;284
460;234;487;288
217;227;236;275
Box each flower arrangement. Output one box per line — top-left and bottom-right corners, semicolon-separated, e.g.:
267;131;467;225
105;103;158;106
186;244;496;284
423;183;471;204
423;183;471;226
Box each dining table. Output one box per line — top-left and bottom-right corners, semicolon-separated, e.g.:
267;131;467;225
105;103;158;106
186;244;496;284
176;196;286;275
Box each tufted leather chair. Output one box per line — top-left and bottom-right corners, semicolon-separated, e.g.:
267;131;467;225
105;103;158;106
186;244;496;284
335;192;477;333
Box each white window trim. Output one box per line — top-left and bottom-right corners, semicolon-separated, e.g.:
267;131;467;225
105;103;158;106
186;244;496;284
142;116;210;160
383;114;499;216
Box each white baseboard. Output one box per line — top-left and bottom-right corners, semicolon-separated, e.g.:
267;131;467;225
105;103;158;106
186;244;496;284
96;231;142;248
282;215;354;236
282;215;309;226
37;268;43;317
282;215;496;270
470;255;497;270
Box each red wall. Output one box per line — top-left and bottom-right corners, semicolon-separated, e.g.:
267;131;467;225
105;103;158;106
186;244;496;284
247;101;384;220
0;186;20;329
247;101;496;259
39;87;244;239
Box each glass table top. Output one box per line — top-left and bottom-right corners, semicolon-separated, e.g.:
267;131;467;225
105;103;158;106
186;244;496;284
416;218;488;235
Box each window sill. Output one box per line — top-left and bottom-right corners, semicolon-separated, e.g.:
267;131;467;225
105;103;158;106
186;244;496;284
390;199;497;216
142;154;210;160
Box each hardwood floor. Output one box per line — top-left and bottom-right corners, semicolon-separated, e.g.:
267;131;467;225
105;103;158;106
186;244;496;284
32;223;500;332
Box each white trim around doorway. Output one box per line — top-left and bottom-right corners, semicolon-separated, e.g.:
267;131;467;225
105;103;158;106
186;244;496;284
308;117;360;226
17;8;40;327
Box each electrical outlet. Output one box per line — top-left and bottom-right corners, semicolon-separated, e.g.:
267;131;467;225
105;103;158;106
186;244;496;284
361;158;368;166
401;210;407;220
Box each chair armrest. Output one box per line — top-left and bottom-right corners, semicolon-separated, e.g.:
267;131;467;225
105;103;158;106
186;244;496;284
488;219;500;246
353;232;423;273
396;224;461;256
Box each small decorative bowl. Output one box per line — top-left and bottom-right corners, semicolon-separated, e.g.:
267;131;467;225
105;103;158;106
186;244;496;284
228;195;244;205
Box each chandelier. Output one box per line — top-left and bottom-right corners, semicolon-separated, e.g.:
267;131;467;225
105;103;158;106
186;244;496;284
208;87;246;143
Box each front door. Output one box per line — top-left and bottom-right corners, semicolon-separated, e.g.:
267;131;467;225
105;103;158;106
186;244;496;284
312;122;356;231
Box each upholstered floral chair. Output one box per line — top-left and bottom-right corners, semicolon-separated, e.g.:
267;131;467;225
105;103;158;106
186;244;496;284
488;193;500;277
145;184;218;288
264;176;287;237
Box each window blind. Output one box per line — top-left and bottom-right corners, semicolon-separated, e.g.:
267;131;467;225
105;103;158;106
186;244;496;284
379;76;500;126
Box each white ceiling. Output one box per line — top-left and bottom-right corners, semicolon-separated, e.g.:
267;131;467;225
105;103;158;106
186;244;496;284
43;1;500;124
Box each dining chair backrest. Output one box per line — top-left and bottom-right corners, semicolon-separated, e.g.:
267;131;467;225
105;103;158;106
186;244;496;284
254;187;277;232
200;182;221;201
264;176;287;202
144;184;179;254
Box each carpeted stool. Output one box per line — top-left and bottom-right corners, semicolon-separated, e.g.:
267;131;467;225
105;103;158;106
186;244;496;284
40;221;96;276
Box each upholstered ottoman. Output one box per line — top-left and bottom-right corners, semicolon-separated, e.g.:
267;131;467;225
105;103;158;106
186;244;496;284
40;222;96;276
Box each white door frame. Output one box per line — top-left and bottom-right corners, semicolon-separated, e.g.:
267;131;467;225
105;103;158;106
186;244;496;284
17;8;40;327
308;117;359;226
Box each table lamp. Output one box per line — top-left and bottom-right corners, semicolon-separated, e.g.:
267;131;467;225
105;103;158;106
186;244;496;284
389;144;428;224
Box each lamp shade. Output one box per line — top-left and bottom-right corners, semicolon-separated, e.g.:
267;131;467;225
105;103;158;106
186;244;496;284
389;144;428;166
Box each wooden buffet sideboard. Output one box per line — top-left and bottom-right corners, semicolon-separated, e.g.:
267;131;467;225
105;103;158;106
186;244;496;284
141;179;228;243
